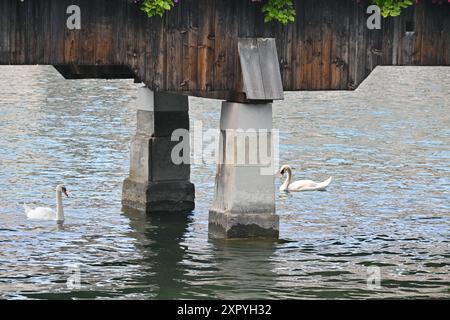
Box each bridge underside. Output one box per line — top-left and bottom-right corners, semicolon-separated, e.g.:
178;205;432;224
53;64;137;80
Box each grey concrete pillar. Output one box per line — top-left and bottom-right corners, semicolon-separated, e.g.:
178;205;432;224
209;102;279;239
122;87;195;213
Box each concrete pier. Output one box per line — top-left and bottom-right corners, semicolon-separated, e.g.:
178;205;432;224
209;102;279;239
123;87;195;213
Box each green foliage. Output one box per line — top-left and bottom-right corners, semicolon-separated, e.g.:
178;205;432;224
262;0;296;25
138;0;420;24
141;0;174;18
139;0;296;25
372;0;414;17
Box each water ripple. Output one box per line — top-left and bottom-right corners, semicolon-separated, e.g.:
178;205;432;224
0;66;449;299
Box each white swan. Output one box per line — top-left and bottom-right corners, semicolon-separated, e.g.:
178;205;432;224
24;185;69;223
278;165;332;192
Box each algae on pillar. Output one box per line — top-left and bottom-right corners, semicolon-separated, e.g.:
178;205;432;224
123;87;195;213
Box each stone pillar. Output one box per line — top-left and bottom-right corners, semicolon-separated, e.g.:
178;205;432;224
123;87;195;213
209;102;279;239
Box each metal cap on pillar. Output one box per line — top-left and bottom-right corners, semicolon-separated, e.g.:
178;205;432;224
238;38;284;102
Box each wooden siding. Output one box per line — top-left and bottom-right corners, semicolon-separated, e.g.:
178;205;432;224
0;0;448;101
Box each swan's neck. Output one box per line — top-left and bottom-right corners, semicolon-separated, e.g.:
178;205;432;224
281;168;292;190
56;190;64;223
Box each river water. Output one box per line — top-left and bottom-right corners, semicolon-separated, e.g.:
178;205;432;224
0;66;448;299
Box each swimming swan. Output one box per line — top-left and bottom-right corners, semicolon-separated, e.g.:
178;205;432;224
24;185;69;223
278;165;332;192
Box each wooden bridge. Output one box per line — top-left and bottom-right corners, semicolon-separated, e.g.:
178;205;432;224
1;0;448;100
1;0;448;239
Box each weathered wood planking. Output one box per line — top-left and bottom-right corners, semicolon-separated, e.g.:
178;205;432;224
257;38;284;100
238;38;266;99
0;0;448;101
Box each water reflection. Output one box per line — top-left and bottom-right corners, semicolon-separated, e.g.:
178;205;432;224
207;240;278;299
123;208;192;299
123;206;281;299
